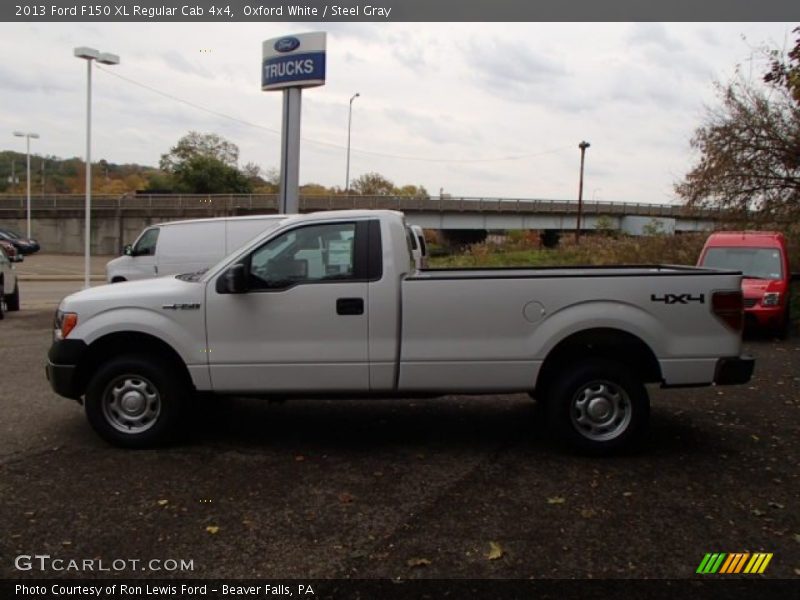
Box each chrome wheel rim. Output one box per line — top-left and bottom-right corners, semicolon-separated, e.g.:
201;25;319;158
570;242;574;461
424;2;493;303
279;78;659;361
102;375;161;434
570;379;631;441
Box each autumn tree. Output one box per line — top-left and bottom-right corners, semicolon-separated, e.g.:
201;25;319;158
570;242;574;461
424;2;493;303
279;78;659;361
160;131;239;171
156;132;252;194
351;172;396;195
676;27;800;216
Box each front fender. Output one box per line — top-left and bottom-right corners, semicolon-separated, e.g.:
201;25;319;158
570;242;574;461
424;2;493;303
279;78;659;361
69;306;205;367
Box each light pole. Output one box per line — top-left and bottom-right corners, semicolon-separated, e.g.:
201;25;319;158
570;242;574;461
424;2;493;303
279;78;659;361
345;92;360;193
74;47;119;288
13;131;39;239
576;140;590;244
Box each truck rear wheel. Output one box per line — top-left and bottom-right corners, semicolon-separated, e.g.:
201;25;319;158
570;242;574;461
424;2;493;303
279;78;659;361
84;355;187;448
546;358;649;454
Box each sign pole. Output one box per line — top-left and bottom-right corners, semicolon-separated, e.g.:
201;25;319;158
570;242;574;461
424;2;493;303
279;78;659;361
279;88;302;214
262;32;326;215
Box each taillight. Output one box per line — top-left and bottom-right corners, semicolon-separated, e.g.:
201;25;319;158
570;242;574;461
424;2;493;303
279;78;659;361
712;291;743;331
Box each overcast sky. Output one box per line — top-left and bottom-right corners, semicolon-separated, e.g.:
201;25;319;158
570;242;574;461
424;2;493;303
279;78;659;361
0;22;795;203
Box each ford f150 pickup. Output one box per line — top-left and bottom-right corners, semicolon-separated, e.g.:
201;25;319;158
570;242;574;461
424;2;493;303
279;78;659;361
46;210;754;453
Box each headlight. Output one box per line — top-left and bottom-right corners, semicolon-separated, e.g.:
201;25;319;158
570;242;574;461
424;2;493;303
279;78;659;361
53;310;78;341
762;292;781;307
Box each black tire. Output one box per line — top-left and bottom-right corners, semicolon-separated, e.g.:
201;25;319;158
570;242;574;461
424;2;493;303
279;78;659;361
546;358;649;455
6;282;19;311
84;354;188;448
110;277;126;283
776;303;792;340
0;281;5;320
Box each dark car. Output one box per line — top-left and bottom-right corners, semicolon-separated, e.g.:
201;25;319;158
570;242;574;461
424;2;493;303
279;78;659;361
0;240;22;262
0;228;40;255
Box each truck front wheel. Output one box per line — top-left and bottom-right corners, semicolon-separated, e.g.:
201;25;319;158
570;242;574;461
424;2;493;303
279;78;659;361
546;359;649;454
84;355;187;448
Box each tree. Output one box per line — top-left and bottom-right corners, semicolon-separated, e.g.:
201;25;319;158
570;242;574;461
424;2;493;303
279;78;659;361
160;131;239;172
300;183;329;195
172;155;251;194
397;184;429;198
764;26;800;106
241;161;262;181
158;132;252;194
676;30;800;216
351;172;395;195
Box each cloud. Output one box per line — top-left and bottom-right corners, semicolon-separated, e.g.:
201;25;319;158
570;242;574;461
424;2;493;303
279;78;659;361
627;23;685;53
0;64;73;95
160;50;213;79
384;108;479;146
465;38;568;103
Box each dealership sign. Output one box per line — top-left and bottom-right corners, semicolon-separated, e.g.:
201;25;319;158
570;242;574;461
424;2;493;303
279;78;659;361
261;32;326;91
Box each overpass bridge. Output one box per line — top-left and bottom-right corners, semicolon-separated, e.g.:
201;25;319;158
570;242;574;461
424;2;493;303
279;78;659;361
0;193;732;254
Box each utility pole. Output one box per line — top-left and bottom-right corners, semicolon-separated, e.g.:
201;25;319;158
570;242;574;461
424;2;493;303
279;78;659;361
13;131;40;239
345;92;360;193
576;140;590;244
74;46;120;288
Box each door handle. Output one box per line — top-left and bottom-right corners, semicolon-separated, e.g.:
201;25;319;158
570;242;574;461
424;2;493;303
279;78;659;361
336;297;364;315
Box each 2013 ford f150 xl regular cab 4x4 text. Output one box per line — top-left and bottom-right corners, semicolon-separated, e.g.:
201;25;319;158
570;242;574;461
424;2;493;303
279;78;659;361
46;210;754;453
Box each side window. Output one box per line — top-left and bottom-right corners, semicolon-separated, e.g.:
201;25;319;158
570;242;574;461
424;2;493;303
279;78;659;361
248;222;357;290
133;228;159;256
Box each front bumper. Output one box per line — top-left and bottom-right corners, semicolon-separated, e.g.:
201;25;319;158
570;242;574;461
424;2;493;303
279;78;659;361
46;339;88;400
714;355;755;385
745;305;786;329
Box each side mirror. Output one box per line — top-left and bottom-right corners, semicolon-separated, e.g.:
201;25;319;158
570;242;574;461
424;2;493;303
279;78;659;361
123;244;133;256
216;263;247;294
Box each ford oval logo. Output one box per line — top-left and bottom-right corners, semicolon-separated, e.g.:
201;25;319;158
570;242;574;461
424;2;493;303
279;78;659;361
274;37;300;53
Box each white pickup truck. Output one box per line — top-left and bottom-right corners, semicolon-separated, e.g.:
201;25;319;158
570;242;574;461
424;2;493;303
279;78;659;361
47;210;753;453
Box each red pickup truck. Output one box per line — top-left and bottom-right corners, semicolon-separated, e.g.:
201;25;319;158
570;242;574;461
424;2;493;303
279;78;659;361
698;231;797;337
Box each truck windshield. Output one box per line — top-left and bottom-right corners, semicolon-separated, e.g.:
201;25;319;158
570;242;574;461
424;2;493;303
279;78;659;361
701;247;783;280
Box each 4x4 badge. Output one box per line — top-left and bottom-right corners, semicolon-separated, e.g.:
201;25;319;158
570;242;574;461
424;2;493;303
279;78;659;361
651;293;705;305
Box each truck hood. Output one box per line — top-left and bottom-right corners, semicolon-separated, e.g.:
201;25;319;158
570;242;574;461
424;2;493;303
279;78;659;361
59;276;203;316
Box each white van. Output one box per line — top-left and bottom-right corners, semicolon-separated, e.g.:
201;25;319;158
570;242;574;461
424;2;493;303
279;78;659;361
409;225;428;269
106;215;287;283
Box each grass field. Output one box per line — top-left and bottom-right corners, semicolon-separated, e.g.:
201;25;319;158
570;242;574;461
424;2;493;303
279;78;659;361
428;231;709;268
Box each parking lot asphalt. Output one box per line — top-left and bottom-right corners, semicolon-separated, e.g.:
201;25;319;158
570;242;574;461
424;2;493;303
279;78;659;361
13;254;112;282
0;297;799;580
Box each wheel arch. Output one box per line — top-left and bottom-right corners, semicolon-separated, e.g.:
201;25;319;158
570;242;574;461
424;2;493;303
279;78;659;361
75;331;194;398
536;327;662;396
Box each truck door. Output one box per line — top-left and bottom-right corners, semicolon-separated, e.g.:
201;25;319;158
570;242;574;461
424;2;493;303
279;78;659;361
205;220;374;393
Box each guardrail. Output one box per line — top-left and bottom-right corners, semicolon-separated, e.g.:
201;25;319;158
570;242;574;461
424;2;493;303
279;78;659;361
0;193;727;218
